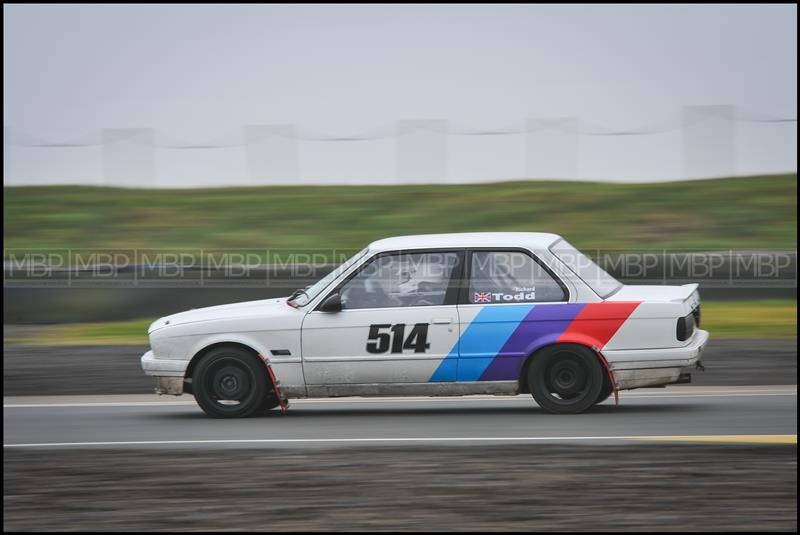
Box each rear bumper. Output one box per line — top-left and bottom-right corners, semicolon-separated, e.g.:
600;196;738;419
141;350;187;395
603;329;709;389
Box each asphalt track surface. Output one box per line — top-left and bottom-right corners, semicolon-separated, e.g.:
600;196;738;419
3;444;796;532
3;345;797;530
3;387;797;531
4;386;796;449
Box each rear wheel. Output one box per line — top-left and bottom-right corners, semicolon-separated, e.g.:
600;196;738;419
528;344;604;414
259;393;281;413
594;377;614;405
192;347;269;418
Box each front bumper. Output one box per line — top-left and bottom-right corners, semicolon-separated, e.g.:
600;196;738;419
141;350;188;395
603;329;710;389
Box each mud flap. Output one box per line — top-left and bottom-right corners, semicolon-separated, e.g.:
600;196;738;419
592;346;619;406
258;353;289;414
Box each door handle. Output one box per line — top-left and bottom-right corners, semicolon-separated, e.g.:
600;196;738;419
431;318;452;324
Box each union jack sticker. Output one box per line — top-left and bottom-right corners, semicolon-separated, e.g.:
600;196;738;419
473;291;492;303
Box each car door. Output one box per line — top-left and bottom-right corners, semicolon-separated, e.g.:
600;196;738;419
454;249;574;383
301;249;464;385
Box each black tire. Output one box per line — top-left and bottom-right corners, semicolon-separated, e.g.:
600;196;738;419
259;393;281;414
594;376;614;405
528;344;604;414
192;347;269;418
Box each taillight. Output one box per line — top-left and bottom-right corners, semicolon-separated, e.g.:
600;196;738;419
676;312;696;342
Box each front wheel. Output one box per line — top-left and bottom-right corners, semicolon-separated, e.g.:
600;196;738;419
528;344;604;414
192;347;269;418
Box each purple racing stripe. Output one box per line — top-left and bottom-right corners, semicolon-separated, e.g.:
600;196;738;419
478;303;586;381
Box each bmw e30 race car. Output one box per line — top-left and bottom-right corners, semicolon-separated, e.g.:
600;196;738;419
141;233;709;416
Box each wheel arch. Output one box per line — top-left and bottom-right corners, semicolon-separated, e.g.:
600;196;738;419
185;339;273;395
517;340;606;394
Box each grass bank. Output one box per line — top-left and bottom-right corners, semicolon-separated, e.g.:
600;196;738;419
4;175;796;260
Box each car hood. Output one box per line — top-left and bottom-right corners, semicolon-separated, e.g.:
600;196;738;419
148;297;292;333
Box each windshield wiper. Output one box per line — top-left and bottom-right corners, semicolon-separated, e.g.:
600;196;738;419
288;288;308;300
286;288;308;309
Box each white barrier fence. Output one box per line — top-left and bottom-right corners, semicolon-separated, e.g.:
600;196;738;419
4;106;797;187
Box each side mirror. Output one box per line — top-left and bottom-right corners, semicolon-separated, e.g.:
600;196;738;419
319;292;342;312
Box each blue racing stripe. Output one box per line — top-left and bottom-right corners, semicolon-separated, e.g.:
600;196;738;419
454;304;534;381
429;345;458;382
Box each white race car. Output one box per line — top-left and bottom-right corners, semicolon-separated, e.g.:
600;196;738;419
141;233;708;416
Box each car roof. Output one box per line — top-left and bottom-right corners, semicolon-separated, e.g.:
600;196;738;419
367;232;563;252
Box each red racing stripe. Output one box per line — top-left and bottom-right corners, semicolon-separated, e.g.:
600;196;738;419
556;302;641;349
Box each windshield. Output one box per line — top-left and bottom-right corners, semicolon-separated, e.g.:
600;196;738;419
549;239;622;298
288;248;369;307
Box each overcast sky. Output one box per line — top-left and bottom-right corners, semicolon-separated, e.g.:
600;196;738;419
3;4;797;185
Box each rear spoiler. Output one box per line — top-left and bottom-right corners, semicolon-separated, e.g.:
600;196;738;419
670;283;699;303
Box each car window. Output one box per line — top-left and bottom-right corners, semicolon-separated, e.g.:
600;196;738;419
468;251;566;304
339;251;459;310
290;247;368;307
549;239;622;298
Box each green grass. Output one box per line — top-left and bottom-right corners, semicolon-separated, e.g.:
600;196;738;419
4;318;153;346
700;300;797;339
4;300;795;346
4;174;797;261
